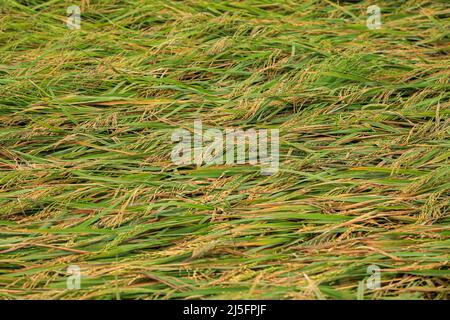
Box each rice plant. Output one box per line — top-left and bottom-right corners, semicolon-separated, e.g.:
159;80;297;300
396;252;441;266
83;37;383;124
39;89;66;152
0;0;448;300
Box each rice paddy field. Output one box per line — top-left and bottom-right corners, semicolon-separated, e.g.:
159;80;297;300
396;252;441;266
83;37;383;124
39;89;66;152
0;0;449;300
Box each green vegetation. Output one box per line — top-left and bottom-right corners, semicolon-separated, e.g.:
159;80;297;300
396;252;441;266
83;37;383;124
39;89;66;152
0;0;449;299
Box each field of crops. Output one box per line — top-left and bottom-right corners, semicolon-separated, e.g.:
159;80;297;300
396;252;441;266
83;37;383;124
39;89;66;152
0;0;449;300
